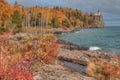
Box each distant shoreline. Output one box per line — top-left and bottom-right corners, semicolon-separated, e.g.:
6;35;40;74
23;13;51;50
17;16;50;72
53;27;104;35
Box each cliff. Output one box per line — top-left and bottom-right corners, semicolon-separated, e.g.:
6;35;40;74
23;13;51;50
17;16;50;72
94;10;105;27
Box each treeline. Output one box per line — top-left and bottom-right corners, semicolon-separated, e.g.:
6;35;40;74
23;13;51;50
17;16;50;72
0;0;96;33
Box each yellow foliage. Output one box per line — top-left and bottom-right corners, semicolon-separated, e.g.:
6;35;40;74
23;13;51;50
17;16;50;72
86;62;96;77
10;53;22;63
86;59;120;80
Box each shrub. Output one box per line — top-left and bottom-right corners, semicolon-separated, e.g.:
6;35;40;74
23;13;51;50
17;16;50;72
0;33;59;79
0;35;33;80
25;34;59;64
0;58;33;80
87;58;120;80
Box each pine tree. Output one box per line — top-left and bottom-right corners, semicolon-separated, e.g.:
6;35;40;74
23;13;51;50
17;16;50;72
51;17;59;28
11;10;22;32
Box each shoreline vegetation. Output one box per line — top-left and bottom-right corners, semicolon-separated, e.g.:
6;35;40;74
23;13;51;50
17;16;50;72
1;29;120;80
0;0;120;80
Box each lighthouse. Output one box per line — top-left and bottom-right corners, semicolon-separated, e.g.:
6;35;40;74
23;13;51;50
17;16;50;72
94;10;104;27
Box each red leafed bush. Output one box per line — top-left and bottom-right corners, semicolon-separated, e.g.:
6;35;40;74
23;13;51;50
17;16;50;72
0;58;33;80
0;63;5;79
103;64;120;80
104;64;117;75
0;51;33;80
25;34;59;64
0;55;33;80
37;34;59;64
6;60;33;80
0;33;59;79
0;35;33;80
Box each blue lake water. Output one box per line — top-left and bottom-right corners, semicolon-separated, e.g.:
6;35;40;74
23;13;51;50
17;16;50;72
59;26;120;54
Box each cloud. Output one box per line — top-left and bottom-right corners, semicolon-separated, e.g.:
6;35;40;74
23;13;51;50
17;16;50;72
6;0;120;14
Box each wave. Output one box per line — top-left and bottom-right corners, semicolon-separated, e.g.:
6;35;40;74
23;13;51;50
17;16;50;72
74;31;80;33
89;46;101;51
89;47;120;54
62;33;65;35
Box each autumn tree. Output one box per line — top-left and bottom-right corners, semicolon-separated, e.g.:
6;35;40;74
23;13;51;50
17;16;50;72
0;0;12;30
0;0;97;31
62;19;70;28
13;1;20;12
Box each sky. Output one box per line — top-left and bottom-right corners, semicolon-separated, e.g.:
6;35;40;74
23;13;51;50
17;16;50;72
6;0;120;26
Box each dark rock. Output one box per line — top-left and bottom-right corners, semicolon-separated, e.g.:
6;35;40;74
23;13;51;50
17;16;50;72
57;39;89;50
59;56;88;66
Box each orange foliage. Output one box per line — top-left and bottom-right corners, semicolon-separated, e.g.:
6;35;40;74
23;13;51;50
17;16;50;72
0;0;96;30
13;1;20;11
0;35;33;80
87;58;120;80
0;0;13;27
0;33;59;79
25;34;59;64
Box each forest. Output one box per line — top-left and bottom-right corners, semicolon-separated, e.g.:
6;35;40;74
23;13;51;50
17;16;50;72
0;0;96;33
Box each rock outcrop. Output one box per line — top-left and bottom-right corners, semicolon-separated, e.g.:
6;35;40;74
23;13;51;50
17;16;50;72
57;39;89;50
33;64;96;80
57;39;112;66
94;10;104;27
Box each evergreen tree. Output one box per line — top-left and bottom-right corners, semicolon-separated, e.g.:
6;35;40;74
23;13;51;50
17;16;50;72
51;17;59;28
72;21;77;27
11;10;22;32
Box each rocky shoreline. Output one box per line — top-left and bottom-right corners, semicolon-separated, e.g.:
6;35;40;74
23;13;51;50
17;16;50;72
33;39;116;80
57;39;113;66
8;31;118;80
57;39;89;50
33;64;96;80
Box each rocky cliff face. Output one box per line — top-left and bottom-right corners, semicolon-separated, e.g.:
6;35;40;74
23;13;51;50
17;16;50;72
94;11;105;27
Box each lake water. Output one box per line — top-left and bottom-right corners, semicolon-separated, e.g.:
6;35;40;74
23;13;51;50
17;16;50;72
59;26;120;54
